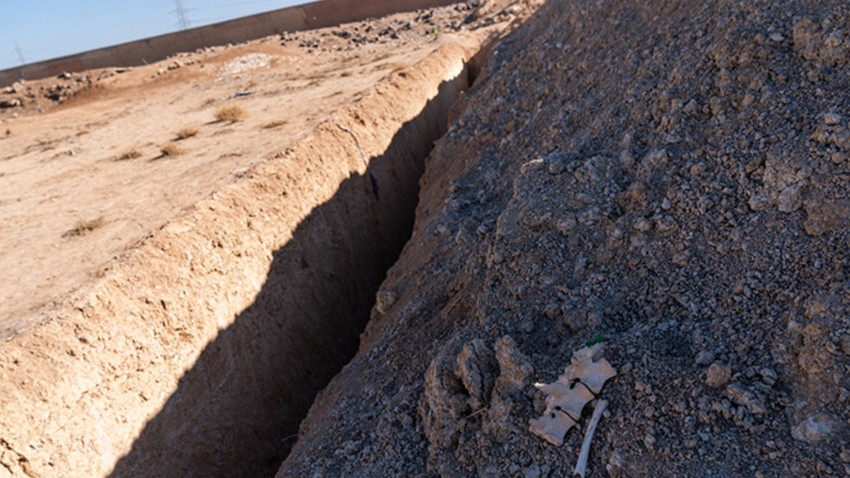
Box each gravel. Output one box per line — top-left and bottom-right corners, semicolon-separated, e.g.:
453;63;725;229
278;0;850;476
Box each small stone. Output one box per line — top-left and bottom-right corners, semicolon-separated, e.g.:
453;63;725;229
725;383;766;414
375;290;397;315
777;186;801;213
695;350;715;365
0;98;21;108
634;218;652;232
706;363;732;388
544;303;560;319
792;414;837;443
524;464;541;478
823;112;842;125
556;215;577;235
839;334;850;355
748;193;772;211
644;433;656;449
759;368;777;386
769;32;785;42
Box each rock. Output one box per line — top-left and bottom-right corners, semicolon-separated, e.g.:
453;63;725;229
375;290;397;315
493;335;533;391
694;350;715;365
748;193;773;211
776;186;801;213
791;414;838;443
0;98;21;108
455;339;496;410
840;334;850;355
725;383;766;414
706;363;732;388
420;355;468;449
822;112;843;125
804;199;850;236
523;463;541;478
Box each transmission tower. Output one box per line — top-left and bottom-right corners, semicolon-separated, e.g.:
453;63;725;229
13;41;26;66
173;0;190;30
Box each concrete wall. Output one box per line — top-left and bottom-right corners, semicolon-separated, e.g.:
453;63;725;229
0;0;458;86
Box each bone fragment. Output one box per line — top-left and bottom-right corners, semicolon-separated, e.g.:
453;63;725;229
573;399;607;478
528;410;577;446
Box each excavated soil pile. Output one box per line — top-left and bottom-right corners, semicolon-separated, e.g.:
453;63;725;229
280;0;850;476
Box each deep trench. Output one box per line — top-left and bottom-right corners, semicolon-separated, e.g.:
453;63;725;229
108;52;486;478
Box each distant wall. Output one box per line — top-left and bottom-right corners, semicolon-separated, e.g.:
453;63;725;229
0;0;459;86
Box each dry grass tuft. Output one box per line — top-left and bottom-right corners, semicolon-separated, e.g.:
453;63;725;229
117;148;142;160
262;119;288;129
214;105;246;123
175;126;199;140
64;217;105;237
159;143;182;157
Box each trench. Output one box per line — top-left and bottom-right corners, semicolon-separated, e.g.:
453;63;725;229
107;48;488;478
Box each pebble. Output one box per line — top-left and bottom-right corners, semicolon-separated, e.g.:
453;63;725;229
822;112;842;125
705;363;732;388
695;350;715;365
839;334;850;355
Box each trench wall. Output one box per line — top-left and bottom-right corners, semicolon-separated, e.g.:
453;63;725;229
0;43;472;478
0;0;459;86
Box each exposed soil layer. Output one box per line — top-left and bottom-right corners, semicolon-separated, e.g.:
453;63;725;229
0;2;539;477
279;1;850;477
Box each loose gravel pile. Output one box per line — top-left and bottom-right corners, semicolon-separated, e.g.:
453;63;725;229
279;1;850;476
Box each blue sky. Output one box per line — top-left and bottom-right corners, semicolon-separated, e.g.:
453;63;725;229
1;0;308;70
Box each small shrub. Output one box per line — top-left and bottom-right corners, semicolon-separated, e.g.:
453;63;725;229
159;143;182;157
64;217;105;237
117;148;142;160
262;119;288;129
214;105;246;123
175;126;199;140
203;97;217;107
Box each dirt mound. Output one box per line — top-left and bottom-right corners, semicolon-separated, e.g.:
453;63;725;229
279;1;850;476
0;2;541;477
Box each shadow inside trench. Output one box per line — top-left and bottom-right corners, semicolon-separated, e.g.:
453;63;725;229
108;69;468;478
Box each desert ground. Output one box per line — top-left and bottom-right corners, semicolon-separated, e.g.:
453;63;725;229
0;2;518;337
2;0;849;477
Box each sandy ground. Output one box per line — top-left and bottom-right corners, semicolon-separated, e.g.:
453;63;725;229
0;4;507;335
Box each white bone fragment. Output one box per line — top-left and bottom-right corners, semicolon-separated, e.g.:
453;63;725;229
530;343;616;447
535;379;595;420
573;399;608;478
565;356;617;394
529;410;577;446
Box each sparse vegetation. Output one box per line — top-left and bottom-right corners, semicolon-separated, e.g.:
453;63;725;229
214;105;246;123
117;148;142;160
262;119;289;129
203;97;217;107
175;126;199;140
430;25;444;37
159;143;182;157
64;217;105;237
